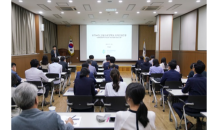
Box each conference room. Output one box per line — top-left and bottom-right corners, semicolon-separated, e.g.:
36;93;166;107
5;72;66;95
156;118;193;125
5;0;213;129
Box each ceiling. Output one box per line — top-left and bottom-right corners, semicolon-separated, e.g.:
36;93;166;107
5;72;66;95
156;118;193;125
11;0;207;25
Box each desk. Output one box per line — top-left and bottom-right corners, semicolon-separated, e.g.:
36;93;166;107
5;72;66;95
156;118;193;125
68;65;77;78
57;112;115;130
201;112;207;130
131;65;135;81
98;68;104;72
140;72;150;88
135;68;141;82
63;89;105;97
96;78;105;84
166;89;188;129
44;78;55;106
98;65;103;68
97;72;104;75
67;68;72;86
44;72;67;76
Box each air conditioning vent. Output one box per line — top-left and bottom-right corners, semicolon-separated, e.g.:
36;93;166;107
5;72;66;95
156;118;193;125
62;21;70;24
37;4;51;11
141;6;161;11
167;4;182;10
56;6;77;11
145;21;153;24
53;14;62;19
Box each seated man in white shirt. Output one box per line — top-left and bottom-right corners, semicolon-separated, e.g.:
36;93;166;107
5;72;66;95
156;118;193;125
48;57;64;94
25;59;50;105
114;83;156;130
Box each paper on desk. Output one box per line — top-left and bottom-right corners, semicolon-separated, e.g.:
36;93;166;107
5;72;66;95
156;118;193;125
61;116;81;127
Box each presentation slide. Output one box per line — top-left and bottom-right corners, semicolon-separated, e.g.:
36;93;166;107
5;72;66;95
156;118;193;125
80;25;138;61
87;25;132;59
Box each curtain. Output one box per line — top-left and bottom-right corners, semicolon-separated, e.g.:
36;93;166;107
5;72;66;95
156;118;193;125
11;3;36;55
43;18;57;53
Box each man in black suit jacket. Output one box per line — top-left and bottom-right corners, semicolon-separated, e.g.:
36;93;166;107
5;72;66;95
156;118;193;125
89;55;98;72
59;56;68;72
51;45;60;60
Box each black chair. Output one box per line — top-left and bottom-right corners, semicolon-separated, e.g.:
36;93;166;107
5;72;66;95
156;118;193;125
26;81;45;111
46;73;61;97
164;69;168;72
67;96;94;112
104;97;129;112
161;81;183;112
140;70;149;84
179;96;207;130
99;81;108;89
42;69;48;72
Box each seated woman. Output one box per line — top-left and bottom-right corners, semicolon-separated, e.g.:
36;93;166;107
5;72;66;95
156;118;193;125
114;83;156;130
104;64;123;82
40;55;50;70
149;59;164;75
159;57;168;70
105;69;127;96
171;59;180;73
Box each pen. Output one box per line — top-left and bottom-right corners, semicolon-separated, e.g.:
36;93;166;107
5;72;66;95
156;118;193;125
72;118;79;120
71;115;76;119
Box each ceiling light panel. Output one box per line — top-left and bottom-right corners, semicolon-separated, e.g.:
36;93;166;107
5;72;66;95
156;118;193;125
37;4;51;11
167;4;182;10
122;14;129;18
62;21;70;24
88;14;94;18
83;4;91;11
150;2;164;6
126;4;136;11
53;14;62;18
106;9;117;12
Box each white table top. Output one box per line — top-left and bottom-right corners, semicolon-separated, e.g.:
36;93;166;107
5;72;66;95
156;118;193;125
181;79;187;84
200;112;207;117
141;72;150;76
97;72;104;75
57;112;116;129
44;72;67;76
98;65;103;67
131;65;135;67
98;68;104;70
135;68;141;71
150;77;187;84
63;89;105;97
68;65;77;67
96;78;105;83
48;78;55;83
166;89;189;96
68;68;72;70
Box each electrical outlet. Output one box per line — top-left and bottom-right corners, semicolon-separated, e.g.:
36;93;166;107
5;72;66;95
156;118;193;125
77;57;78;59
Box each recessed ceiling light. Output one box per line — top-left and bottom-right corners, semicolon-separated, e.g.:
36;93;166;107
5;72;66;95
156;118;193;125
119;0;123;3
77;12;80;14
196;0;200;2
147;0;151;3
19;0;23;2
153;12;156;14
168;0;172;2
137;12;140;14
61;12;64;14
115;12;118;14
97;0;101;3
69;0;73;3
99;12;102;14
39;11;43;14
47;0;51;3
174;12;177;14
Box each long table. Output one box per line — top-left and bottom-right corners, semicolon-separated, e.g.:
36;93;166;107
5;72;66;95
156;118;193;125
58;112;115;130
63;89;105;97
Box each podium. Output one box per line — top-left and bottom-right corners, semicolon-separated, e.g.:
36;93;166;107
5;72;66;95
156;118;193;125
58;48;71;63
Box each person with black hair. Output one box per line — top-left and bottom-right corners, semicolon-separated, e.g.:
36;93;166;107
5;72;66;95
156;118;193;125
188;63;196;78
11;73;17;108
114;83;156;130
75;63;96;84
105;69;127;96
149;55;155;65
173;61;207;130
197;60;207;77
110;56;119;69
104;64;123;82
160;61;181;103
171;59;180;73
51;57;55;63
51;45;60;60
135;56;144;68
160;57;168;70
59;56;68;72
25;59;50;105
140;57;152;72
11;63;22;85
149;59;164;75
103;57;110;70
87;59;97;75
89;55;98;72
40;55;50;70
102;55;110;66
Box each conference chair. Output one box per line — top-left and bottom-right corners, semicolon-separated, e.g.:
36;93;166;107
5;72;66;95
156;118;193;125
103;97;129;112
140;69;149;87
161;81;183;112
99;81;108;89
178;96;207;130
131;65;136;81
164;69;168;72
46;73;61;97
67;96;94;112
42;69;48;72
26;81;45;111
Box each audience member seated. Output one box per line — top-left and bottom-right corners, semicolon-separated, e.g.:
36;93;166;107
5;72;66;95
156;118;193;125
75;63;96;84
188;63;196;78
197;60;207;77
110;56;119;69
103;56;111;70
25;59;50;105
48;57;64;94
114;83;156;130
87;59;97;75
59;56;68;72
89;55;98;72
11;63;21;86
51;57;55;63
40;55;50;70
105;69;127;96
173;61;207;130
171;59;180;73
159;57;168;70
11;82;74;130
149;55;155;65
11;73;17;108
102;55;110;66
140;57;152;72
135;56;144;68
160;61;181;102
149;59;164;75
74;68;100;111
104;64;123;82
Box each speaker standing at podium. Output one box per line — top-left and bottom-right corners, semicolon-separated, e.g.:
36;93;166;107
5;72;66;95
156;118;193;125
51;45;60;60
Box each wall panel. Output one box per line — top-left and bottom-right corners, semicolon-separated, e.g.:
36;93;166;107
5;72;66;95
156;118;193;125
159;51;172;63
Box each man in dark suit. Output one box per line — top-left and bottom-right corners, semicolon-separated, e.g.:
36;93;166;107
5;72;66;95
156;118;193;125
173;61;207;130
103;57;110;70
110;56;119;69
51;45;60;60
104;64;123;82
59;56;68;72
75;63;96;84
89;55;98;72
160;61;181;102
11;63;22;86
135;56;144;68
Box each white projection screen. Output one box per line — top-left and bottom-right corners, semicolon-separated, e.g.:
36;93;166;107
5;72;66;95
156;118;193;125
80;25;139;61
198;6;207;50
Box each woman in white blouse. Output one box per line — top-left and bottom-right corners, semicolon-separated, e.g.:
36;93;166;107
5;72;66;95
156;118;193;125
159;57;168;70
105;69;127;96
114;83;156;130
171;59;180;73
